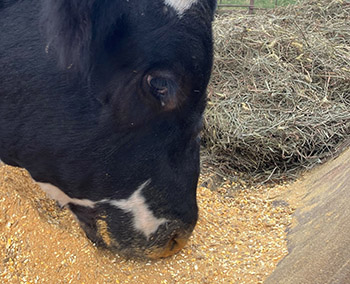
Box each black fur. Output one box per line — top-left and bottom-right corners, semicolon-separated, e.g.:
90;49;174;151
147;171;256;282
41;0;95;73
0;0;216;259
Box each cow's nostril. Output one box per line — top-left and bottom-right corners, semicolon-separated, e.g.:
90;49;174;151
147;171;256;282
160;236;187;258
168;236;178;251
146;234;189;259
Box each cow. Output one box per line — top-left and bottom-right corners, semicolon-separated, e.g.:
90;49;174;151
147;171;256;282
0;0;216;259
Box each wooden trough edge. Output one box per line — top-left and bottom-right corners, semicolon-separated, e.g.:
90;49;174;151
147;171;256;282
265;144;350;283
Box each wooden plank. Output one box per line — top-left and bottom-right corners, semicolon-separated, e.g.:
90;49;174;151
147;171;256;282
265;145;350;283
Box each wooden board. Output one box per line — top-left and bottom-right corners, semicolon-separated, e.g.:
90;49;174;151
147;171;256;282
265;147;350;284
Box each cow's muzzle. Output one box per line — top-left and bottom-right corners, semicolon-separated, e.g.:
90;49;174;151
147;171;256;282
69;203;196;259
144;221;194;259
145;234;190;259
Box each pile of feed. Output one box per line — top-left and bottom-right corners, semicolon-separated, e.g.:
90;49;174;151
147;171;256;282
0;165;294;283
204;0;350;179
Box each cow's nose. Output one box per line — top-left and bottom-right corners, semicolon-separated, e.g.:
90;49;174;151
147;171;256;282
144;218;196;259
147;235;189;259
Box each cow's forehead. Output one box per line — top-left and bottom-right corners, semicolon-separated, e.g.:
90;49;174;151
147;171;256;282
163;0;199;15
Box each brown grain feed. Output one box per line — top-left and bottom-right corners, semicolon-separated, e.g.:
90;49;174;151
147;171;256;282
0;165;294;283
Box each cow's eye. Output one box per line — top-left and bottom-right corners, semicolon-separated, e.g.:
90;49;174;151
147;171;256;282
143;71;179;110
147;75;177;104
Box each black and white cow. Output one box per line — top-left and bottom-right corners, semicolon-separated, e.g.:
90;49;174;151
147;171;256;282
0;0;216;259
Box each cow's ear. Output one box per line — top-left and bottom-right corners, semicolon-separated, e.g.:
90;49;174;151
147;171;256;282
41;0;94;74
143;71;180;111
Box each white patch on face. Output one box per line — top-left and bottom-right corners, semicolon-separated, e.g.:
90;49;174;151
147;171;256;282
104;180;168;238
35;179;166;238
37;182;95;208
164;0;199;15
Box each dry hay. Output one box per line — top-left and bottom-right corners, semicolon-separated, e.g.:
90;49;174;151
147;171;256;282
203;0;350;180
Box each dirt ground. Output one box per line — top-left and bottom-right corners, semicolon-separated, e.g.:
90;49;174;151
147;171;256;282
0;164;294;284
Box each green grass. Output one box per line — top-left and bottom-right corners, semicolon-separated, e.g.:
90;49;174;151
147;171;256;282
218;0;297;9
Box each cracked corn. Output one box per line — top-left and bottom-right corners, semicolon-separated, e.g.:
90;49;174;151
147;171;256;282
0;165;293;283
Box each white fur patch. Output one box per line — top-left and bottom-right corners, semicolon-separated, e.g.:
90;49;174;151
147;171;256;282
36;179;167;238
37;182;95;208
104;180;167;238
164;0;199;15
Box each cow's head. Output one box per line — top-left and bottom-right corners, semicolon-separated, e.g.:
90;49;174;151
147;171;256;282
41;0;216;259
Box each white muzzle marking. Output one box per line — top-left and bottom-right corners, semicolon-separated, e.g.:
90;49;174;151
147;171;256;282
36;179;167;238
103;180;168;238
164;0;199;15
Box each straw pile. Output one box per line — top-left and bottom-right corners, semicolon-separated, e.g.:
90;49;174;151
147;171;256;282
203;0;350;180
